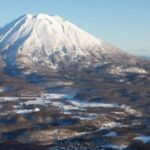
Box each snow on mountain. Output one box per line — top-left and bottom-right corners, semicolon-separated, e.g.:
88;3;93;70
0;14;148;74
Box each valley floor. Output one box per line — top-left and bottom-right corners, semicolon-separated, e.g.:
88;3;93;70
0;72;149;150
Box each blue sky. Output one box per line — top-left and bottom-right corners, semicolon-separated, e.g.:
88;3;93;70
0;0;150;56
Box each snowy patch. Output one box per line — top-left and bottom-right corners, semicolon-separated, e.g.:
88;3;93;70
108;66;147;75
79;102;119;108
20;98;52;106
125;67;147;74
119;79;125;83
0;87;5;93
53;81;74;86
134;135;150;143
103;144;127;150
21;93;75;106
104;131;117;137
112;111;126;115
0;97;19;102
14;108;40;114
50;101;64;108
73;113;98;121
120;104;142;116
12;105;22;109
69;99;119;109
63;105;80;111
0;107;40;116
102;122;123;129
41;93;75;100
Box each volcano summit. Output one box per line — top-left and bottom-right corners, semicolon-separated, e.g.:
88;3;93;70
0;14;149;75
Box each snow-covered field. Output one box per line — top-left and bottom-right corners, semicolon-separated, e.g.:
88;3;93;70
0;93;141;120
0;90;149;150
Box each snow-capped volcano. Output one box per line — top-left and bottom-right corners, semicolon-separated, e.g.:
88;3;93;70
0;14;148;74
